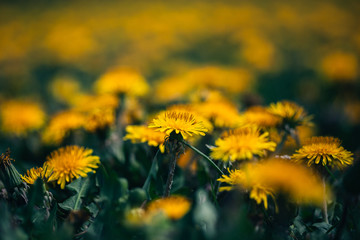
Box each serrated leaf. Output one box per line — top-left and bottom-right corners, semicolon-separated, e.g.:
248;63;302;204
59;177;91;211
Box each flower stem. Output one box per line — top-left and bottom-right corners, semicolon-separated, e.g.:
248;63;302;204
163;150;179;198
181;140;224;176
274;131;289;155
322;176;329;224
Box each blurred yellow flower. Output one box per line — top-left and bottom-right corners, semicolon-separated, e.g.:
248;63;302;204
44;145;100;189
268;101;312;128
239;106;281;129
72;94;119;132
211;126;276;161
321;52;358;82
21;167;45;185
218;168;275;209
177;150;197;172
49;76;82;104
147;196;191;220
292;136;353;169
42;110;85;145
125;208;147;226
243;159;327;206
193;100;242;128
94;67;149;97
154;76;194;103
149;110;208;140
0;100;46;136
124;125;166;153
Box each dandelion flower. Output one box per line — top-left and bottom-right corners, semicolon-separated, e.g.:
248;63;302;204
240;159;328;206
321;52;358;82
94;67;149;97
218;168;275;209
44;146;100;189
147;196;191;220
42;111;85;145
154;76;194;103
292;137;353;169
268;101;312;128
124;125;166;153
149;110;208;140
211;126;276;161
239;106;281;129
21;167;45;185
0;100;46;136
193;100;242;128
49;76;82;104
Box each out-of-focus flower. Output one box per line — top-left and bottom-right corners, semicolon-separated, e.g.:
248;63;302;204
94;67;149;97
177;150;197;172
0;100;46;136
321;52;358;82
233;159;327;206
149;110;208;140
124;125;166;153
193;100;242;128
125;208;147;225
218;168;274;209
147;196;191;220
184;66;253;94
344;101;360;124
72;94;119;132
211;126;276;162
268;101;312;128
292;137;353;169
21;167;45;185
154;76;194;103
42;110;85;145
44;146;100;189
49;76;82;104
239;106;281;129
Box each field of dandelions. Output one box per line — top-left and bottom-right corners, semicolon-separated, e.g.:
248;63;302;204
1;1;360;240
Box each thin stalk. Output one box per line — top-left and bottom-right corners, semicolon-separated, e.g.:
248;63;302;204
322;176;329;224
324;165;336;180
163;150;179;198
274;131;289;155
182;140;224;175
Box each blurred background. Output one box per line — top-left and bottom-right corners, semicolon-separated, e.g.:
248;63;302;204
0;0;359;150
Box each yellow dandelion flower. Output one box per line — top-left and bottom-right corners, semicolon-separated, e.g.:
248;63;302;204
210;126;276;161
177;150;197;172
321;52;358;82
239;159;328;206
72;94;119;132
147;196;191;220
42;110;85;145
218;168;274;209
154;76;194;103
148;110;208;140
49;76;82;104
94;67;149;97
185;66;253;94
21;167;45;185
268;101;312;127
44;146;100;189
0;100;46;136
292;137;353;169
239;106;281;129
124;125;166;153
193;100;242;128
166;105;213;133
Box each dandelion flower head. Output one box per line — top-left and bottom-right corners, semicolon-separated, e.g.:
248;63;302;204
44;145;100;189
210;126;276;161
124;125;166;153
94;67;149;97
0;100;46;136
292;136;353;169
148;110;208;140
268;101;312;128
21;167;45;185
147;196;191;220
239;106;281;129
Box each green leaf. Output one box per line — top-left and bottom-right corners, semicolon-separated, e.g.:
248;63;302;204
59;177;91;211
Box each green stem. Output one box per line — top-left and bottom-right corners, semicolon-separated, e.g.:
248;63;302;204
163;150;179;198
324;165;336;180
274;131;289;155
181;140;224;175
322;176;329;224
